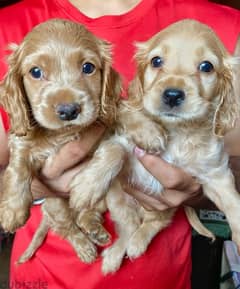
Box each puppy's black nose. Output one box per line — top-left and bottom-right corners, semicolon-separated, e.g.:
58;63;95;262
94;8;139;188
162;88;185;108
56;103;81;121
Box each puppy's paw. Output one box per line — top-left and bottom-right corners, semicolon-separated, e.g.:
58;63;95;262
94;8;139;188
69;231;98;264
76;242;97;264
0;204;30;233
127;123;167;154
126;231;148;259
77;211;110;246
101;245;126;275
83;222;110;246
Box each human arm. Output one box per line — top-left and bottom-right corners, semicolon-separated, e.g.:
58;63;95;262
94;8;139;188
121;146;202;211
225;118;240;192
123;117;240;212
0;114;9;168
0;114;9;193
30;123;105;199
33;120;202;208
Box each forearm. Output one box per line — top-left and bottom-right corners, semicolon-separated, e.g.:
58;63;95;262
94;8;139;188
224;119;240;191
0;117;9;167
229;156;240;192
224;118;240;156
33;123;105;199
31;162;88;200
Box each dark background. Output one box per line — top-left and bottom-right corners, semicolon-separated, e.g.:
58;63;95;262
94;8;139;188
214;0;239;9
0;0;239;9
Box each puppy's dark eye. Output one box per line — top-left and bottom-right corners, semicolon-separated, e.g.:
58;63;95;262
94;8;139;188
29;67;44;79
198;61;214;73
82;62;95;74
151;56;164;68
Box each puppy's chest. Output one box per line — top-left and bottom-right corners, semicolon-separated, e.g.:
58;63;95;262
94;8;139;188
127;132;225;195
163;132;226;174
164;133;212;170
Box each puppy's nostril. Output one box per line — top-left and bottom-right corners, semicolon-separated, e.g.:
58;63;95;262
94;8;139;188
162;88;185;108
56;103;81;121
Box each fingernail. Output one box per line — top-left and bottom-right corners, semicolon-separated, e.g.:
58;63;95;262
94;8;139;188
134;146;146;158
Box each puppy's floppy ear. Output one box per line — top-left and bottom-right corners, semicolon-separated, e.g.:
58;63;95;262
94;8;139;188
213;37;240;137
99;41;122;126
1;43;32;136
233;36;240;108
126;41;148;109
127;71;144;109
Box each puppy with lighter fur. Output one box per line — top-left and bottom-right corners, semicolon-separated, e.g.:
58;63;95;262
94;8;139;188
0;19;121;263
69;19;240;274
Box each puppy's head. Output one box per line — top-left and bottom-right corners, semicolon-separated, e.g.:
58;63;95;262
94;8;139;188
1;19;121;136
129;19;240;136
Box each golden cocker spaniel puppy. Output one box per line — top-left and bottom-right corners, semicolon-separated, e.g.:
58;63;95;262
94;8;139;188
67;19;240;273
0;19;121;263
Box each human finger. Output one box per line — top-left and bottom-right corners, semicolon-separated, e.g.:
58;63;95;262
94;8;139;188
134;146;199;192
40;161;90;196
123;183;202;211
42;122;105;179
122;184;169;211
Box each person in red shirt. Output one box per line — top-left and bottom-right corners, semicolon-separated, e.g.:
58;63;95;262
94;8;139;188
0;0;239;288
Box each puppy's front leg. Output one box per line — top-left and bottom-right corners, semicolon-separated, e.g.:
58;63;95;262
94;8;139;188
119;107;167;153
0;145;32;232
203;169;240;250
75;200;111;246
69;139;125;211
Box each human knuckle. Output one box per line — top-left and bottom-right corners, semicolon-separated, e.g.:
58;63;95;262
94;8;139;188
165;175;182;189
67;143;86;159
190;182;201;194
145;155;157;167
174;198;183;207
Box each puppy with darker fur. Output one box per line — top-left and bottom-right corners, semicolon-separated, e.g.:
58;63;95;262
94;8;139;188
68;19;240;273
0;19;121;263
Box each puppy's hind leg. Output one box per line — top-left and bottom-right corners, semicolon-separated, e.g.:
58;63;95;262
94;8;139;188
44;198;98;264
17;217;49;264
47;198;98;264
101;180;141;275
127;208;175;259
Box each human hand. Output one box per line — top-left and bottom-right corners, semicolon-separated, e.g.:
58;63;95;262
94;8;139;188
31;122;106;199
225;118;240;157
0;116;9;167
229;156;240;193
122;146;202;211
224;119;240;192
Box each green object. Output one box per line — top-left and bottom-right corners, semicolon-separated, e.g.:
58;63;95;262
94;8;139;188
192;209;231;239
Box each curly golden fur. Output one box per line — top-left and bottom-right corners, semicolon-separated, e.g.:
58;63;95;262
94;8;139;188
67;19;240;274
0;19;121;263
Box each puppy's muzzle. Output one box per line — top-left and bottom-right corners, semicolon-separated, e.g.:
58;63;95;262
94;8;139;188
162;88;185;108
56;103;81;121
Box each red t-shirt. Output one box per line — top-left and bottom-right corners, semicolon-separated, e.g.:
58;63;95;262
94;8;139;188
0;0;239;288
0;108;9;132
